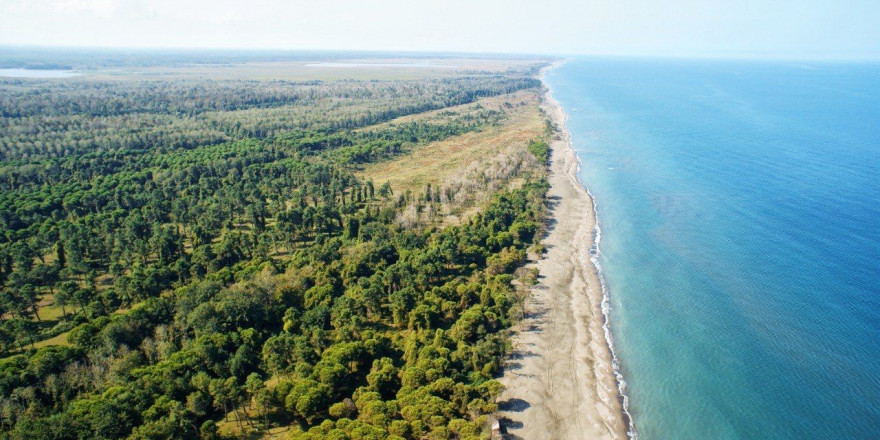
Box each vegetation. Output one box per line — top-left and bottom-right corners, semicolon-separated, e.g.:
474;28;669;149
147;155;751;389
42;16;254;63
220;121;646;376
0;56;549;439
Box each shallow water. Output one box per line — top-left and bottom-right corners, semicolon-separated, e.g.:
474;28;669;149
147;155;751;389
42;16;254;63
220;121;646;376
305;62;453;68
0;68;82;78
548;58;880;439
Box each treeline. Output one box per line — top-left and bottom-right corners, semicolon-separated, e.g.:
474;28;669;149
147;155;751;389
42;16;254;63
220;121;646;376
0;65;549;439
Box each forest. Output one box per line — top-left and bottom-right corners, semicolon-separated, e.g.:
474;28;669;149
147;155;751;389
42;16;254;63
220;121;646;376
0;57;550;439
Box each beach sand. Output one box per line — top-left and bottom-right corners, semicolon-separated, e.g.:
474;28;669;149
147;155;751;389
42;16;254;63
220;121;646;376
495;65;629;440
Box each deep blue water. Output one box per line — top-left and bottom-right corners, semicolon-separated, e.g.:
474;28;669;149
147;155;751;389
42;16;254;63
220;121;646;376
547;59;880;439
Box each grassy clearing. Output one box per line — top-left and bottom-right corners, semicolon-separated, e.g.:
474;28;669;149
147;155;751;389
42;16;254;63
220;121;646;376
357;90;544;195
359;89;536;131
216;375;290;439
32;332;71;349
0;330;72;361
1;298;147;358
35;301;66;322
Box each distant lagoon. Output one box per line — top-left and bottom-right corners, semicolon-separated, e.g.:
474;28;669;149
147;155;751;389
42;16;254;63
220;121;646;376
0;68;83;78
306;62;455;68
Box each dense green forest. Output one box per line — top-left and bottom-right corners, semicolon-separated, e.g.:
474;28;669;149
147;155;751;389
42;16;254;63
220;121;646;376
0;59;549;439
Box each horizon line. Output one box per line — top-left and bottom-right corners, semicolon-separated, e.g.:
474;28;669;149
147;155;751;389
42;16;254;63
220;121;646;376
2;43;879;63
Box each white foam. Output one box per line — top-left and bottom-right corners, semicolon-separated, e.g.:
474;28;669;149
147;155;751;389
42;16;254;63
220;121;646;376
576;144;639;439
545;61;638;438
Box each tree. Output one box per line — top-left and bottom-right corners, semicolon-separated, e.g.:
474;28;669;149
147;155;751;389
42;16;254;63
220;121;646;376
378;182;393;199
246;373;270;430
19;285;40;321
284;379;331;424
366;358;400;400
55;241;66;269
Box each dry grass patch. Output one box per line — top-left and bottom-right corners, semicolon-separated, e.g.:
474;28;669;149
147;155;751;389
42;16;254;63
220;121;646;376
357;90;544;195
361;89;537;131
32;332;72;349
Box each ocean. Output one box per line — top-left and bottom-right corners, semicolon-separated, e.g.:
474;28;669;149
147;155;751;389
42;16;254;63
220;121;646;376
547;58;880;439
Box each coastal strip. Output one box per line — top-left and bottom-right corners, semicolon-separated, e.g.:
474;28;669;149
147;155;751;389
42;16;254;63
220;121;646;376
494;62;631;439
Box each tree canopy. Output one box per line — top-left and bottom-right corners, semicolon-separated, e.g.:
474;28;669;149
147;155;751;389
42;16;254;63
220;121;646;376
0;58;550;439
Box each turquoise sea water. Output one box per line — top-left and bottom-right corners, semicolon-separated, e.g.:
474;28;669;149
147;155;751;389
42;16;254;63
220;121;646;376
547;59;880;439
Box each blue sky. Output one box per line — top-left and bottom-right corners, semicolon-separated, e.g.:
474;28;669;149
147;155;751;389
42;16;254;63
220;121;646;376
0;0;878;59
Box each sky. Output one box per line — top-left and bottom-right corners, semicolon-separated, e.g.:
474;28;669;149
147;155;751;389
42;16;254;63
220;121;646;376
1;0;878;59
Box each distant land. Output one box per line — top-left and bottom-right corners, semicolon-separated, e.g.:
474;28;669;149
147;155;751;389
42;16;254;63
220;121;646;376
0;48;629;439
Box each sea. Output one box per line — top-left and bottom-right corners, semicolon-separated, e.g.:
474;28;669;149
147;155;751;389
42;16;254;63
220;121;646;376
547;58;880;439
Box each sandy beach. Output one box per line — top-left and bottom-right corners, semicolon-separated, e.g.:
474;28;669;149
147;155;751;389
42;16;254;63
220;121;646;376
495;64;629;440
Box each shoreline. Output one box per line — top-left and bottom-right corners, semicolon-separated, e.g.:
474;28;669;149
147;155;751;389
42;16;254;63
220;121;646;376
545;61;638;439
494;61;631;439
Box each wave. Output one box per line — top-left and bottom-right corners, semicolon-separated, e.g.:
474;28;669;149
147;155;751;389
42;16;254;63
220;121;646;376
577;155;639;440
544;60;637;439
